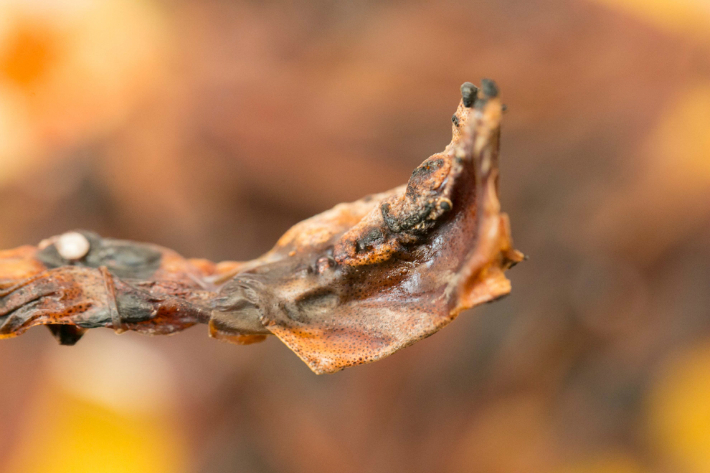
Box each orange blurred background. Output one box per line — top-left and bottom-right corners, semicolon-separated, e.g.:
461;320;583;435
1;0;709;472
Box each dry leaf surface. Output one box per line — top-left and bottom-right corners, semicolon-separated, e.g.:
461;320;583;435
0;81;522;373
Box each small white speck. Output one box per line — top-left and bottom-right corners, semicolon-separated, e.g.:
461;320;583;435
56;232;90;261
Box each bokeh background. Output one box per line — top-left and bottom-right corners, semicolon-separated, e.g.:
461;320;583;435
0;0;709;472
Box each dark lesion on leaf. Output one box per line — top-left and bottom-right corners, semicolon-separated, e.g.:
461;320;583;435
356;228;385;252
380;200;437;235
36;230;163;279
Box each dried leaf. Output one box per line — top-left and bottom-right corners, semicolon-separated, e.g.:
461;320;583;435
0;81;522;373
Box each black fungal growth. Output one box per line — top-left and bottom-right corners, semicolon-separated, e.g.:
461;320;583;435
481;78;499;98
356;228;384;252
47;325;86;346
460;82;478;107
381;201;436;235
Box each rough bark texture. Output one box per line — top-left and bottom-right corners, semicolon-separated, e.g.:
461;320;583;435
0;81;522;374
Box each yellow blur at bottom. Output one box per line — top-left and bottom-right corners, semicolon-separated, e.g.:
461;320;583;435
5;386;187;473
647;341;710;473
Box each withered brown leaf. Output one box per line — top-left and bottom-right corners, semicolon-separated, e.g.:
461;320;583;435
0;80;523;374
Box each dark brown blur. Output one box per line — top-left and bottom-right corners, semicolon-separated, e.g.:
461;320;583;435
1;1;709;472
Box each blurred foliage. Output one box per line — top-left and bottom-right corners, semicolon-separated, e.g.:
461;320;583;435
0;0;709;472
4;333;187;473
